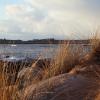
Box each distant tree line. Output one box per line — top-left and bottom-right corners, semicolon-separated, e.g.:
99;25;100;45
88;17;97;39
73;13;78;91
0;38;90;44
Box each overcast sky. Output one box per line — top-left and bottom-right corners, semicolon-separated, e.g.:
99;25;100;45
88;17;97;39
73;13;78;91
0;0;100;40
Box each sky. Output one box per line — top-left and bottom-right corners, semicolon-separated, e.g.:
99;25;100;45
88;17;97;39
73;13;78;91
0;0;100;40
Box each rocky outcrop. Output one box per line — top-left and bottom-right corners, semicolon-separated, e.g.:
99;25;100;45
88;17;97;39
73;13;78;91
22;73;100;100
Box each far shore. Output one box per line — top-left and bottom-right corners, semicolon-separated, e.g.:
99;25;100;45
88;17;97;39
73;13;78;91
0;39;90;44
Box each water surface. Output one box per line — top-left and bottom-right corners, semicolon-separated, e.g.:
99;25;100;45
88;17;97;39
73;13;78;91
0;44;91;61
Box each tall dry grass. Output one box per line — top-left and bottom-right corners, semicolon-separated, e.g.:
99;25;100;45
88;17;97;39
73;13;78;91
43;42;85;79
0;60;32;100
0;34;100;100
0;62;17;100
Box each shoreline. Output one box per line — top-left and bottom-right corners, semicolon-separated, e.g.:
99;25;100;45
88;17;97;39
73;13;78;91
0;39;90;44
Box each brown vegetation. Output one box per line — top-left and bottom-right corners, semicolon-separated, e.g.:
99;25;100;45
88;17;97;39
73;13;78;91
0;35;100;100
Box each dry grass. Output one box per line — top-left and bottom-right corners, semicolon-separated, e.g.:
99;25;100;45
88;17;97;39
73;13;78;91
43;42;85;79
0;33;100;100
0;61;20;100
89;31;100;59
0;60;32;100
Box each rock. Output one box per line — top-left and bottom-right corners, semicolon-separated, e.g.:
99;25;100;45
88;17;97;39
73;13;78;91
22;52;100;100
22;73;100;100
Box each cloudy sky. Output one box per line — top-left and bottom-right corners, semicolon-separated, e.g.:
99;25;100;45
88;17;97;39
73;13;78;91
0;0;100;40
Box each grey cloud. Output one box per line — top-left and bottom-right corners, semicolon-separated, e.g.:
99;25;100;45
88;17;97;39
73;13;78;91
0;0;100;40
0;20;22;33
33;9;48;21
